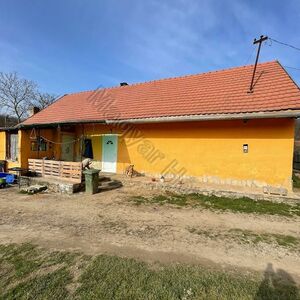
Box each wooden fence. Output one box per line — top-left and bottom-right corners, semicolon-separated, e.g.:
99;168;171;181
28;159;82;183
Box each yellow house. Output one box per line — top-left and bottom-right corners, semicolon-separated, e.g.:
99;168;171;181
3;61;300;194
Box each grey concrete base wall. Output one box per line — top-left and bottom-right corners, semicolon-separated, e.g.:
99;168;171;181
22;176;83;195
118;176;300;205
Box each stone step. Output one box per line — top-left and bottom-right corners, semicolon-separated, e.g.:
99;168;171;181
99;176;112;183
99;179;122;191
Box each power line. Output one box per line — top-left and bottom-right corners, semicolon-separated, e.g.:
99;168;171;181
244;46;256;65
284;65;300;71
269;38;300;52
267;38;300;72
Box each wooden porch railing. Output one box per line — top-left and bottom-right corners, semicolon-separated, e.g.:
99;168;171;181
28;159;82;183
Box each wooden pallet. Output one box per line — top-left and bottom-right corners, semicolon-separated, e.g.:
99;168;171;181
28;159;82;183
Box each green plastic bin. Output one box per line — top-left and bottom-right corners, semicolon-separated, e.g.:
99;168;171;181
83;169;100;194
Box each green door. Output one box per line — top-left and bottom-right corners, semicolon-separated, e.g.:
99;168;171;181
61;134;74;161
102;135;118;173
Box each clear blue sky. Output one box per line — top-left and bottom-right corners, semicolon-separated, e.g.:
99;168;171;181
0;0;300;96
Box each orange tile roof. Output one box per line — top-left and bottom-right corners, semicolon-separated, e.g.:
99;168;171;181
22;61;300;125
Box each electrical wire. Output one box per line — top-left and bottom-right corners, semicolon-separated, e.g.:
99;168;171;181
244;46;256;65
283;66;300;71
267;37;300;72
269;37;300;52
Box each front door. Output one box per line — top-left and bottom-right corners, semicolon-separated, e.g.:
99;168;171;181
61;134;74;161
102;135;118;173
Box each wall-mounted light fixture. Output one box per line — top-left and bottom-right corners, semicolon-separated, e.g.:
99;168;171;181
243;144;249;153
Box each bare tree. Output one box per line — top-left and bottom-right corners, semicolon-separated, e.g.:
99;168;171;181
0;72;37;123
34;92;57;110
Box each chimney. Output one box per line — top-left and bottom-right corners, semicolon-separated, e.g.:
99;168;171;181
120;82;128;87
29;106;40;117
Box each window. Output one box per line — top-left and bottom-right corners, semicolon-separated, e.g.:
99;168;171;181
30;138;48;152
6;133;19;161
38;137;48;151
31;141;38;151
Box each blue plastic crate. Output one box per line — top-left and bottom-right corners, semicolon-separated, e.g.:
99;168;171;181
0;173;16;184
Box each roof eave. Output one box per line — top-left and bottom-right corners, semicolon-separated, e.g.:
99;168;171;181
17;110;300;128
106;110;300;124
18;119;106;129
0;126;19;132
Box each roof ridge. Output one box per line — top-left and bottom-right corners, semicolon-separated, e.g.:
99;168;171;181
66;90;95;97
66;60;278;95
123;60;278;88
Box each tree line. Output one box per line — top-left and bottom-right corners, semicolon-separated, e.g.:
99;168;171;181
0;72;57;125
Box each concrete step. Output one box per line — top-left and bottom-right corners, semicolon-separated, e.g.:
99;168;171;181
99;176;112;183
99;177;123;191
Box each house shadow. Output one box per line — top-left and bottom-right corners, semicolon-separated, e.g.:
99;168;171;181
255;263;299;300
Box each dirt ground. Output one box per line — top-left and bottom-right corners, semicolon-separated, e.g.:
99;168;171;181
0;185;299;282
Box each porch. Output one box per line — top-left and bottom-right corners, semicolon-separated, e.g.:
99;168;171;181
23;158;123;194
21;168;122;195
21;123;121;174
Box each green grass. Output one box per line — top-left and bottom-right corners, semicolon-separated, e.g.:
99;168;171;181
0;243;299;299
129;193;300;217
0;243;80;299
188;227;300;250
229;229;300;248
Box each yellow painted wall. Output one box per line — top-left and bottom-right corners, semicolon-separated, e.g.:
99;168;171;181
0;130;21;170
124;119;295;189
74;124;103;169
80;124;103;161
0;128;60;171
0;131;6;161
19;129;59;168
79;119;295;190
18;118;295;191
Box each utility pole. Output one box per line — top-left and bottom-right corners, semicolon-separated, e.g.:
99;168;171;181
248;35;268;93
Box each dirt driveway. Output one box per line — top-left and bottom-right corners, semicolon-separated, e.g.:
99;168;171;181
0;185;299;281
